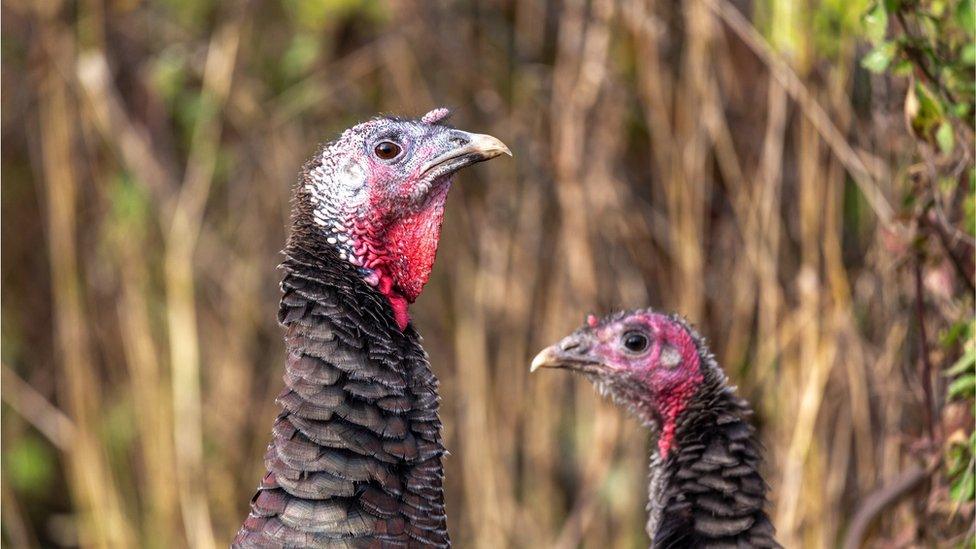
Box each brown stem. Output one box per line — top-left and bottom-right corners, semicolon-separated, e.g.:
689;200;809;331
841;462;937;549
920;209;976;293
913;256;937;444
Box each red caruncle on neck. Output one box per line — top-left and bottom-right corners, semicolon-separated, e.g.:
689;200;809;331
641;317;704;459
352;183;451;331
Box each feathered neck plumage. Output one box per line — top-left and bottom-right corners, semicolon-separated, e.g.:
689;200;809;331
233;238;450;547
645;351;780;548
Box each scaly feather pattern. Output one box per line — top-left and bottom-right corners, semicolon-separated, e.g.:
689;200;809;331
233;239;448;548
234;111;509;548
649;354;779;549
531;310;780;549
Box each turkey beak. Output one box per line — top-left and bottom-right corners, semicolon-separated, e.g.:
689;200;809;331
529;346;562;373
420;131;512;175
530;334;599;374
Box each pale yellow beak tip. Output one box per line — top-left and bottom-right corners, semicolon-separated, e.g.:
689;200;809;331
530;348;552;373
470;132;512;159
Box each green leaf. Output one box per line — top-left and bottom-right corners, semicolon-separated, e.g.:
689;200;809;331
910;81;946;137
4;436;55;493
863;3;889;45
892;59;914;75
948;373;976;399
941;318;972;347
862;41;897;73
950;465;975;503
962;43;976;65
957;0;976;37
919;15;940;42
947;346;976;376
936;121;956;153
917;81;943;115
965;173;976;237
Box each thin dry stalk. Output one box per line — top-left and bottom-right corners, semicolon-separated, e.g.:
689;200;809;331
164;15;244;549
453;254;509;549
1;363;77;450
2;481;39;548
75;52;178;208
551;408;622;549
39;40;134;548
702;0;896;226
753;75;787;373
549;0;614;304
114;233;178;546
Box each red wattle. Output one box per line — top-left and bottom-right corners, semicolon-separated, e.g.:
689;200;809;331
385;192;448;304
388;293;411;331
656;377;699;458
371;269;410;329
356;184;451;331
641;314;704;458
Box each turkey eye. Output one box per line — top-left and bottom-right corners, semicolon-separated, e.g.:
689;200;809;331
622;332;649;353
374;141;402;160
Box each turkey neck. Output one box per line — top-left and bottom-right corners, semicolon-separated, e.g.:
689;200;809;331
647;369;780;548
235;238;450;547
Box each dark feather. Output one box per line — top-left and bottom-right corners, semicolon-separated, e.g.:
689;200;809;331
233;239;449;548
652;379;782;548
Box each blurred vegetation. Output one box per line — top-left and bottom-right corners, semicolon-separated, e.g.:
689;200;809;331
2;0;973;548
861;1;975;537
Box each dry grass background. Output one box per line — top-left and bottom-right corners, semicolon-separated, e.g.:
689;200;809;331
2;0;973;547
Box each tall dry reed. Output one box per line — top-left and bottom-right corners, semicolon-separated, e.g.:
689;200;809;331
3;0;972;547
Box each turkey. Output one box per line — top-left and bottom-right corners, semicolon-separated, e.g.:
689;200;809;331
234;108;510;548
531;309;780;548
